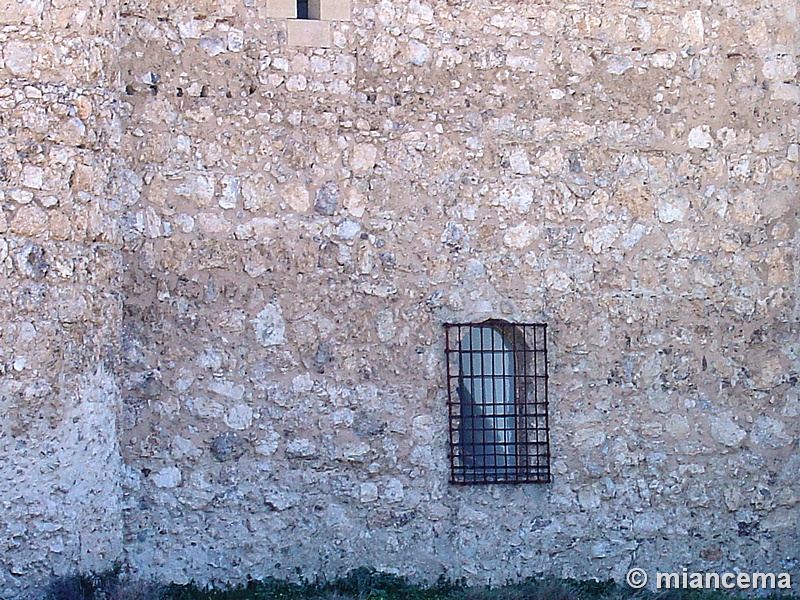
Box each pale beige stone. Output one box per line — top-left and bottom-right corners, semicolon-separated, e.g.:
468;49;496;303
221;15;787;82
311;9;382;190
265;0;296;18
3;41;36;76
252;304;286;346
509;148;531;174
73;96;93;120
688;125;714;149
317;0;350;21
49;211;72;240
54;117;86;146
709;416;746;447
21;165;44;189
0;0;44;25
583;224;620;253
503;222;537;249
287;19;331;48
10;205;48;236
285;74;308;92
194;213;232;235
681;10;705;46
283;182;311;212
349;143;378;174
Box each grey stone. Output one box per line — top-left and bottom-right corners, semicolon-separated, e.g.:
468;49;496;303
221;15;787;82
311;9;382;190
15;243;47;280
314;181;340;215
210;432;246;462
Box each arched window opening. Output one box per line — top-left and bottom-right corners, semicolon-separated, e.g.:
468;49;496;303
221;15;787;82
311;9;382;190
445;321;550;484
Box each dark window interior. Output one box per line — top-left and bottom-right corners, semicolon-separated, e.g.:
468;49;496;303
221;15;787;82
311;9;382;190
297;0;309;18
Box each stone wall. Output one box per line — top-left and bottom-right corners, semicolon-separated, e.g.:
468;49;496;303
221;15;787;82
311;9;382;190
115;0;799;588
0;0;125;596
1;0;798;594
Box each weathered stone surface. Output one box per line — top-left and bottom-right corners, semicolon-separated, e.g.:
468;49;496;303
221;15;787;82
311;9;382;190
152;466;182;489
509;148;531;175
283;182;311;213
688;126;714;149
503;222;537;250
224;404;254;430
0;0;44;25
252;304;286;346
350;143;378;175
709;416;747;447
2;0;799;596
210;432;247;462
314;181;340;215
10;205;48;236
285;438;316;458
14;242;48;279
3;41;37;76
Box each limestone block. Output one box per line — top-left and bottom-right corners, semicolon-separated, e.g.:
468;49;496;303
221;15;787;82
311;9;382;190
688;125;714;149
152;467;182;489
709;416;746;447
224;404;254;431
265;0;296;18
287;19;331;48
209;380;245;400
681;10;705;46
252;304;286;346
405;40;430;66
286;438;316;458
317;0;350;21
21;165;44;189
359;482;378;503
509;148;530;174
349;143;377;174
503;222;537;250
227;29;244;52
0;0;44;25
10;205;48;236
283;183;311;213
286;75;307;91
54;117;86;146
3;41;36;76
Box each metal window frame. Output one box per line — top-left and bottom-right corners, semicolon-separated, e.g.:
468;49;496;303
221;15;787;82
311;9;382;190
445;321;551;485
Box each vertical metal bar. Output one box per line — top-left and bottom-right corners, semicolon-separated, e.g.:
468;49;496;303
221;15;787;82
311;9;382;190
520;324;528;479
445;324;454;482
480;325;487;481
495;324;502;480
511;324;519;480
463;324;468;481
542;324;550;481
469;324;476;481
534;324;540;477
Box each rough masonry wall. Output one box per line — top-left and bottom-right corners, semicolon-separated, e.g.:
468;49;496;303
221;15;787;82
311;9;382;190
117;0;800;589
1;0;797;593
0;0;125;596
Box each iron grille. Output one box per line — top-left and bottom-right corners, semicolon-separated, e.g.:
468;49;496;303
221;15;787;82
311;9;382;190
445;321;550;484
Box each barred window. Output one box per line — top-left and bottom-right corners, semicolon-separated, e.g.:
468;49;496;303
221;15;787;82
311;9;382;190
445;321;550;484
